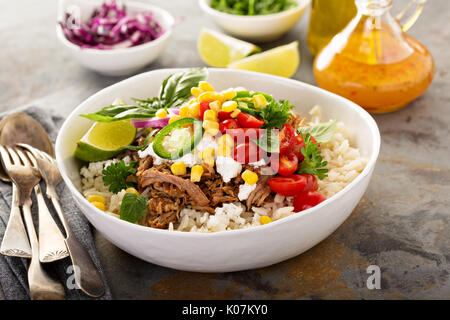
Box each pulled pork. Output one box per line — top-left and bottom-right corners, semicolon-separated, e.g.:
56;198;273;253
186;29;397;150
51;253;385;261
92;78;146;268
136;156;274;229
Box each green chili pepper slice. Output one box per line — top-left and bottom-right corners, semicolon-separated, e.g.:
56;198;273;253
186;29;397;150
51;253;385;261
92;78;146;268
152;117;204;160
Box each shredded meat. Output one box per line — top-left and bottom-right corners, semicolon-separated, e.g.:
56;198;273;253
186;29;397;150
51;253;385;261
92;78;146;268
135;155;275;229
140;168;209;205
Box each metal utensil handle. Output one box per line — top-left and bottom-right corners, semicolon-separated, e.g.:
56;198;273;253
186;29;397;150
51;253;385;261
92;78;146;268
22;199;65;300
51;197;105;298
0;184;32;258
34;183;69;263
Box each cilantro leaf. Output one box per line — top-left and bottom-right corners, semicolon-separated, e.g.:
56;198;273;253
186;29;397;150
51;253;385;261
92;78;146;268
297;133;329;180
297;120;337;143
261;99;295;130
102;160;137;194
119;193;148;223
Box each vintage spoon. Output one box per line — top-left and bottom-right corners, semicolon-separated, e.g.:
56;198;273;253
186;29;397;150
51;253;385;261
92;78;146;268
0;113;68;262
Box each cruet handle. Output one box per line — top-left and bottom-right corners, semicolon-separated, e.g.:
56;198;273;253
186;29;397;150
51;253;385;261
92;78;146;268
396;0;427;31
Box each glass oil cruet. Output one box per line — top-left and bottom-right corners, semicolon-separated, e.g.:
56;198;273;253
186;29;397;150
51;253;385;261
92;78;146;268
307;0;358;56
313;0;434;113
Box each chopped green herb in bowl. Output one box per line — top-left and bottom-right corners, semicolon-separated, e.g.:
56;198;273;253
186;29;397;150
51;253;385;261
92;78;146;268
211;0;298;15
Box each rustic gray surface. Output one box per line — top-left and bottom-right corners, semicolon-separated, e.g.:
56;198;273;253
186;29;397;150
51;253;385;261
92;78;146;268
1;0;449;299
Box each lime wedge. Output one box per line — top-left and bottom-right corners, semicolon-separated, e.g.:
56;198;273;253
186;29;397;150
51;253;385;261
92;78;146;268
74;119;136;162
228;41;300;78
197;28;260;67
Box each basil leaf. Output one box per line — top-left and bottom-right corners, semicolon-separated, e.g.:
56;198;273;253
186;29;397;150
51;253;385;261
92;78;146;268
80;104;157;122
253;129;280;153
296;120;337;143
119;193;148;223
159;68;208;108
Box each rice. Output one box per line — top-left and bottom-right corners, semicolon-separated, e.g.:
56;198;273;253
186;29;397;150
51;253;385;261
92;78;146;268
79;108;366;233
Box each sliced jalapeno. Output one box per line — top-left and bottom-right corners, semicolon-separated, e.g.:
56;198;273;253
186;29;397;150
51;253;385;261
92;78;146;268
152;117;204;160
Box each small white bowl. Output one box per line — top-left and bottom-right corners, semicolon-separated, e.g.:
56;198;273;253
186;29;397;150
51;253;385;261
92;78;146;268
56;0;174;76
198;0;311;42
56;68;380;272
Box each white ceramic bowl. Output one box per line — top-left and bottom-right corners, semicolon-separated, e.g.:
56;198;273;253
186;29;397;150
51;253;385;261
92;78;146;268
56;68;380;272
56;0;174;76
198;0;310;42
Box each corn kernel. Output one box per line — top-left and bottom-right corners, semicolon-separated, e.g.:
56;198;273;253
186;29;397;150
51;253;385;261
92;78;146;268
155;109;168;118
91;201;105;211
191;87;203;97
221;89;237;100
201;147;215;158
189;102;200;118
190;165;204;182
198;91;217;103
252;94;268;109
217;134;234;148
260;215;272;225
168;115;181;124
199;81;214;92
230;109;241;118
179;105;191;118
241;169;259;185
209;100;222;111
217;144;232;157
203;109;217;121
202;120;219;135
222;101;237;112
87;195;105;204
170;162;187;175
203;157;215;167
125;187;139;196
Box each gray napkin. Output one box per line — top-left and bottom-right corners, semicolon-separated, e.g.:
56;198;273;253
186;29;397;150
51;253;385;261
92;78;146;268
0;106;112;300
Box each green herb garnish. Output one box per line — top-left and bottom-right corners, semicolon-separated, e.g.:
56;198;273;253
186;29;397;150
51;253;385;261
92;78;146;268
297;120;337;143
260;99;295;130
297;133;328;180
102;160;137;194
81;68;208;122
119;193;148;223
211;0;297;16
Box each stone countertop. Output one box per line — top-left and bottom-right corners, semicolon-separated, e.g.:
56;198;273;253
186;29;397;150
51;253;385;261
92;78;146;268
1;0;449;299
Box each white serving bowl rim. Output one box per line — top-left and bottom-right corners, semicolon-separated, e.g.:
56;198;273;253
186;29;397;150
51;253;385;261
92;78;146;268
56;0;174;55
198;0;311;21
56;68;380;239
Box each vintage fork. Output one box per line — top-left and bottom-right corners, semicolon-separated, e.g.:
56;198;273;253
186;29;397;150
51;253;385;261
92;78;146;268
19;143;105;298
0;146;65;299
27;150;69;263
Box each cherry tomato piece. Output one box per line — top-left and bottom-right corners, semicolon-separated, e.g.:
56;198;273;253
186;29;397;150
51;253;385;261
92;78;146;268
290;135;306;161
268;174;308;197
219;119;240;133
199;101;210;120
279;124;296;154
293;191;326;212
218;111;232;121
277;153;298;176
236;112;265;128
303;173;318;192
233;141;263;164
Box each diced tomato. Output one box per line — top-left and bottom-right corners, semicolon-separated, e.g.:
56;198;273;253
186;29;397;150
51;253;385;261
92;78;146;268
236;112;265;128
268;174;308;197
279;124;296;154
303;173;318;192
290;135;306;161
219;119;239;133
277;153;298;176
218;111;232;122
233;141;263;164
293;191;326;212
199;101;210;120
225;128;265;144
